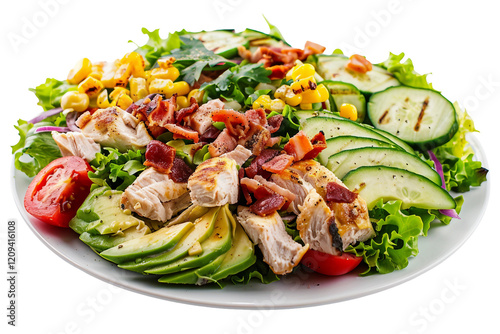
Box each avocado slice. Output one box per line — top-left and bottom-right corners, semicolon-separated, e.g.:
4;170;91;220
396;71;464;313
118;207;220;273
99;222;194;264
69;186;109;234
79;225;150;253
145;206;232;275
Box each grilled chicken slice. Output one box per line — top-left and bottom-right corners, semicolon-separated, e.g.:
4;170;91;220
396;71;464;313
187;156;239;207
237;206;309;275
121;167;189;222
297;189;341;255
186;98;225;135
221;144;252;166
270;169;313;215
51;131;100;162
76;106;152;152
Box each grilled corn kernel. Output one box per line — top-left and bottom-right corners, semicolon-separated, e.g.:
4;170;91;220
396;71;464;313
316;84;329;102
253;95;272;110
149;78;174;96
122;52;145;78
149;66;180;82
291;64;316;81
187;89;204;103
101;61;119;88
96;89;110;108
177;96;190;109
67;58;92;85
61;91;89;112
78;76;104;98
157;57;176;69
116;94;133;110
300;89;322;104
290;77;316;94
109;87;130;101
89;62;104;80
130;77;148;102
275;85;302;106
270;98;286;111
113;63;132;87
339;103;358;121
172;81;190;96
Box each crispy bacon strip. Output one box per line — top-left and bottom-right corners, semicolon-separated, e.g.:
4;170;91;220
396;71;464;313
169;157;193;183
175;97;199;124
245;149;280;179
283;130;314;161
325;182;358;203
208;128;237;157
261;154;294;174
143;140;176;174
302;131;327;160
250;192;286;216
164;123;199;143
212;109;249;138
245;108;267;127
266;114;283;134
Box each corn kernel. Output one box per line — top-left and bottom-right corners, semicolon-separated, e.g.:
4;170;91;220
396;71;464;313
270;98;286;112
157;57;176;69
299;103;313;110
149;78;174;96
177;96;190;109
275;85;302;106
149;66;180;83
61;91;89;112
114;63;132;87
130;77;148;102
253;95;272;110
291;64;316;81
116;94;133;110
97;89;110;108
122;52;145;78
290;77;316;94
316;84;329;102
172;81;190;96
109;87;130;101
300;89;322;104
78;76;104;98
187;89;204;103
101;61;119;88
89;62;104;80
67;58;92;85
339;103;358;121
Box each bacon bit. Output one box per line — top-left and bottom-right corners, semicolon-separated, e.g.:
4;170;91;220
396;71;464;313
266;136;281;147
283;130;314;161
238;122;271;156
261;154;294;174
325;182;358;203
268;64;294;80
164;123;199;143
253;185;274;199
302;131;327;160
240;177;262;193
144;140;176;174
253;175;295;207
175;97;198;124
212;109;249;138
245;149;280;179
346;54;373;74
208;128;237;157
250;192;286;216
245;108;267;127
149;95;177;126
239;168;253;205
200;125;221;142
169;157;193;183
266;114;283;134
304;41;326;55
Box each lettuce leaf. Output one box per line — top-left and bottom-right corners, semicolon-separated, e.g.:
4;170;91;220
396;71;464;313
432;103;488;192
378;52;433;89
29;78;76;111
131;28;184;69
12;120;62;177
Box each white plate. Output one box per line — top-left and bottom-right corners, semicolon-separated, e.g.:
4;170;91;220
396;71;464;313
12;136;489;309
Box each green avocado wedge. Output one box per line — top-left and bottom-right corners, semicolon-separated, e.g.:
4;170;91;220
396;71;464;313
79;225;151;253
145;206;232;275
100;222;194;264
118;207;220;273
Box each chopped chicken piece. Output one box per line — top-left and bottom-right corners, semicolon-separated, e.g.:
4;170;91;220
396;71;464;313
270;169;313;215
121;168;189;222
288;160;343;199
185;98;225;135
76;106;152;152
221;144;252;166
51;131;100;162
237;206;309;275
187;156;239;207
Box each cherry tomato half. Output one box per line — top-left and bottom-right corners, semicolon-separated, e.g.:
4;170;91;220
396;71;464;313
301;249;363;276
24;156;93;228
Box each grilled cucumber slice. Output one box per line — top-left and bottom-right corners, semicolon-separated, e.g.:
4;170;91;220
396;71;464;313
321;80;367;122
189;30;248;58
313;55;400;94
367;86;458;150
342;166;455;210
327;147;442;185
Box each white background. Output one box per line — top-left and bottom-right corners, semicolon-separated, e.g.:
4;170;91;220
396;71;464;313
1;0;498;333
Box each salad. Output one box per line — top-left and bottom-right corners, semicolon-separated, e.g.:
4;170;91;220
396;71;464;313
13;21;488;286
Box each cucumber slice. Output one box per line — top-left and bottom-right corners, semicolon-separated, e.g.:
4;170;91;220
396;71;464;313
314;55;400;94
189;30;248;58
302;116;413;154
317;136;394;166
321;80;367;122
293;110;336;123
327;147;442;184
342;166;456;210
367;86;458;150
369;127;416;155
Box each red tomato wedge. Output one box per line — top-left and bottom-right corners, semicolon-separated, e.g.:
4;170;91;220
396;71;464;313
24;156;93;228
301;249;363;276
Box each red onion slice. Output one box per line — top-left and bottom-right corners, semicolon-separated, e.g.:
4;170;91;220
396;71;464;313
28;107;63;124
34;126;70;133
428;150;461;219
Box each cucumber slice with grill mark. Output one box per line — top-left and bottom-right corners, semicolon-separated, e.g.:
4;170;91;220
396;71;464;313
301;116;414;154
313;55;400;94
321;80;367;122
367;86;458;150
317;136;394;166
342;166;456;210
293;110;337;123
327;147;442;185
189;30;249;58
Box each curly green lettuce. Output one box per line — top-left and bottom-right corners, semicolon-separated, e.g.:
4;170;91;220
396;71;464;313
378;52;433;89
